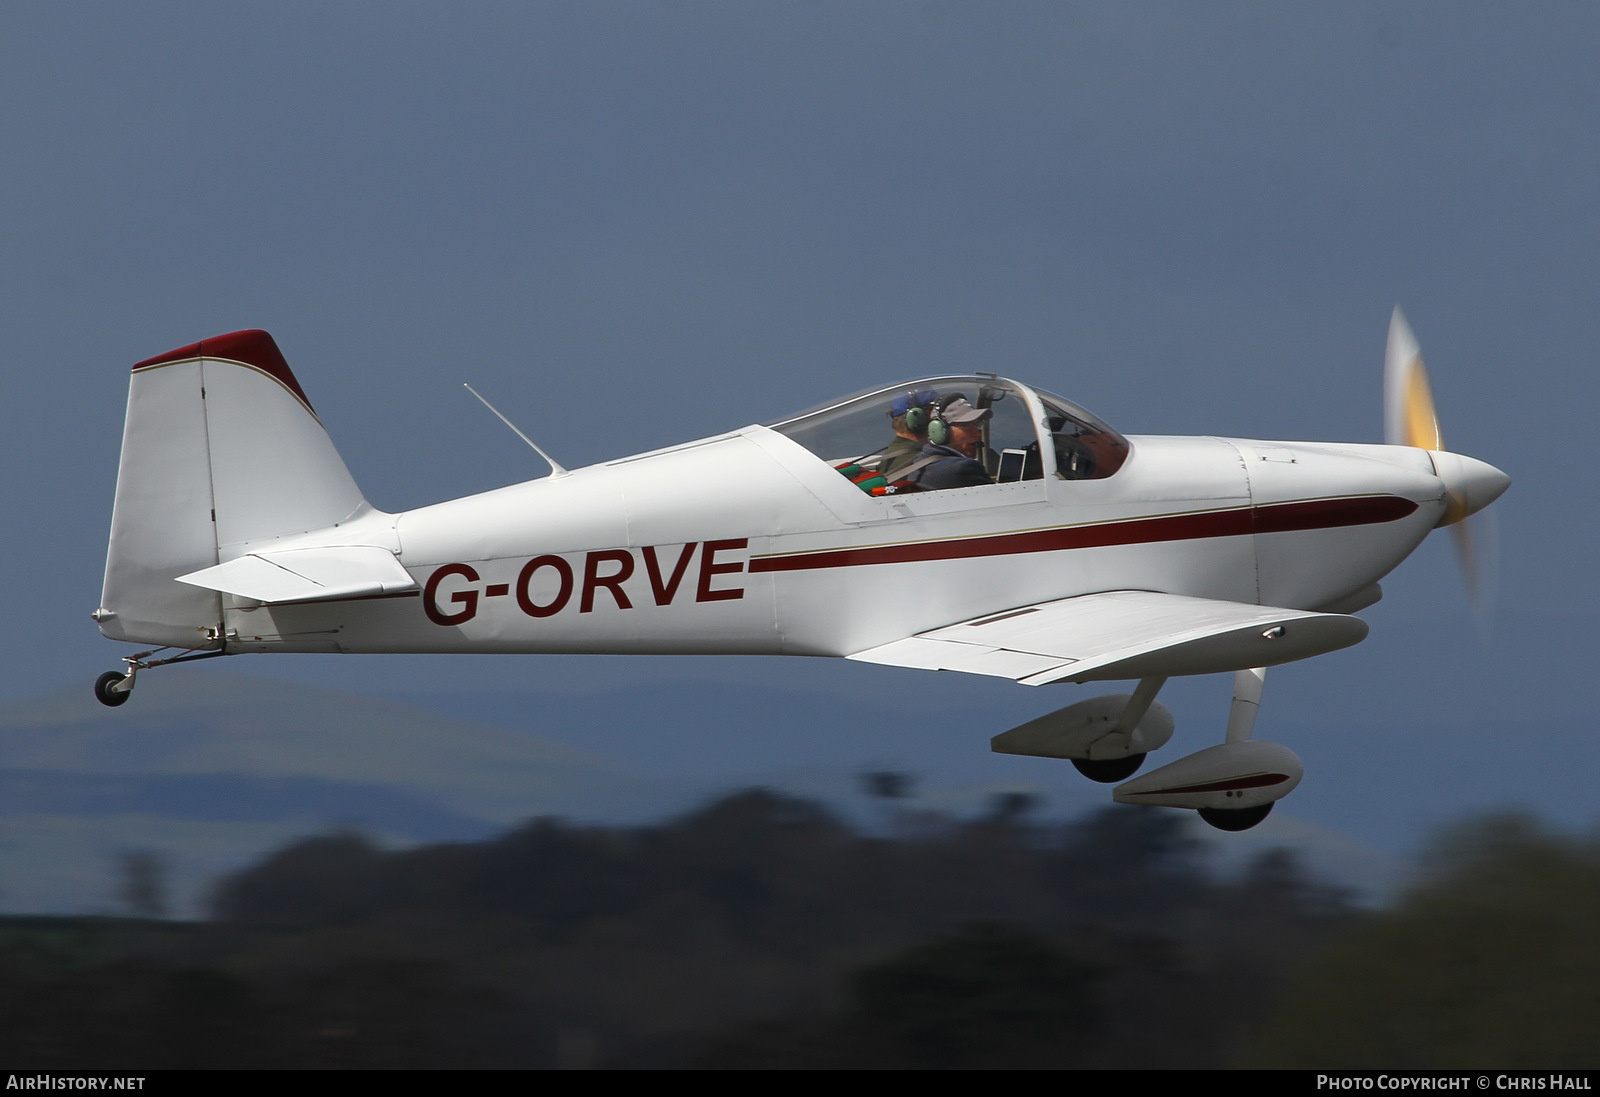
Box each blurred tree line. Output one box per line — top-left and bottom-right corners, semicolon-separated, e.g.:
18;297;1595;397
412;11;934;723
1248;815;1600;1068
0;792;1593;1068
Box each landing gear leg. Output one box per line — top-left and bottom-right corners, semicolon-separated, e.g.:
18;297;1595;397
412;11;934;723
1070;676;1167;782
1114;667;1301;832
1198;666;1272;832
1225;666;1265;743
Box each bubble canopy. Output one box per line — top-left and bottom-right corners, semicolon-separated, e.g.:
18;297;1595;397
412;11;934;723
766;376;1128;483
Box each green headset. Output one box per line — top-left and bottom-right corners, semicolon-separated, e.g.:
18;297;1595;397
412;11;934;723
927;393;967;446
891;388;937;439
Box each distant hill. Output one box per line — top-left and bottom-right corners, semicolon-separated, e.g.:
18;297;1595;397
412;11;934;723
0;673;660;916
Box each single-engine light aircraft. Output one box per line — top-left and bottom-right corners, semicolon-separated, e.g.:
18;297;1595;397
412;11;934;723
92;310;1508;830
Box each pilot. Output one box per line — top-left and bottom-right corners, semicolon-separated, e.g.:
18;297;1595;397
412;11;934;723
898;396;993;490
879;388;937;479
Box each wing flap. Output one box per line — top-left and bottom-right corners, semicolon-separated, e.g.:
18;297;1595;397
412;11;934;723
176;546;417;604
857;636;1073;679
848;590;1367;684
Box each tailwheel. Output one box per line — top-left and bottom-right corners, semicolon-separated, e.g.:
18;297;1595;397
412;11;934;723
94;671;131;708
1071;753;1146;784
1198;803;1273;832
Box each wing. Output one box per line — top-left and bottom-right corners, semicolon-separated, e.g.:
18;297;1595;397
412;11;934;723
846;590;1367;685
175;546;417;604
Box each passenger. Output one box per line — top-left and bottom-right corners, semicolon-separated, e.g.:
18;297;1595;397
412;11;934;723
898;396;993;490
879;388;937;479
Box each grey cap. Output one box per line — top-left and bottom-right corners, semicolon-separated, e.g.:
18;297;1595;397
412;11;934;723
938;396;992;424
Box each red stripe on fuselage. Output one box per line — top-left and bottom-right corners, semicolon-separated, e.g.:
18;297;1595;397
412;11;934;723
746;495;1418;574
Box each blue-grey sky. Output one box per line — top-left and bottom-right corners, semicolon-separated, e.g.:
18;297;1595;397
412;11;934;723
4;3;1596;851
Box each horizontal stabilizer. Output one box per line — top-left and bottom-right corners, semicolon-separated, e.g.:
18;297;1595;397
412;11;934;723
847;590;1367;684
176;546;416;605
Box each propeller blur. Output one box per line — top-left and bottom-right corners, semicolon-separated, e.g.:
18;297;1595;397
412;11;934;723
1385;306;1502;627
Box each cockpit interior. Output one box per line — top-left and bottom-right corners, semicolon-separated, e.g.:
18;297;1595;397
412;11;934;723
767;376;1129;495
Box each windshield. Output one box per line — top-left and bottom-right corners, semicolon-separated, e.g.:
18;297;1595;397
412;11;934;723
1032;388;1130;480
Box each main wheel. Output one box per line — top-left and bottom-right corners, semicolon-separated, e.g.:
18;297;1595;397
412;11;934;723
94;671;131;708
1071;753;1146;783
1198;803;1273;831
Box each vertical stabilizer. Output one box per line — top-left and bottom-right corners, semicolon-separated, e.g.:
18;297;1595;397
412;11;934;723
98;330;366;648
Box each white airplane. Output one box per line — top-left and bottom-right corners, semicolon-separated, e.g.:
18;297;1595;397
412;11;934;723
91;310;1508;830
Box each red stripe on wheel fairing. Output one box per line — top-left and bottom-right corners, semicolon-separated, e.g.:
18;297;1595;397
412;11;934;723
1121;772;1292;797
746;495;1418;574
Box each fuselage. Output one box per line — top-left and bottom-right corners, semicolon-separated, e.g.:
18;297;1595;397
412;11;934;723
220;423;1449;661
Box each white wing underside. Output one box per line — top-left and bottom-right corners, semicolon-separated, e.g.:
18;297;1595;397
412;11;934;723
847;590;1368;685
176;546;417;604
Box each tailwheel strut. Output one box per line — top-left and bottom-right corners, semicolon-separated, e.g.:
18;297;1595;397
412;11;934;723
92;647;227;708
